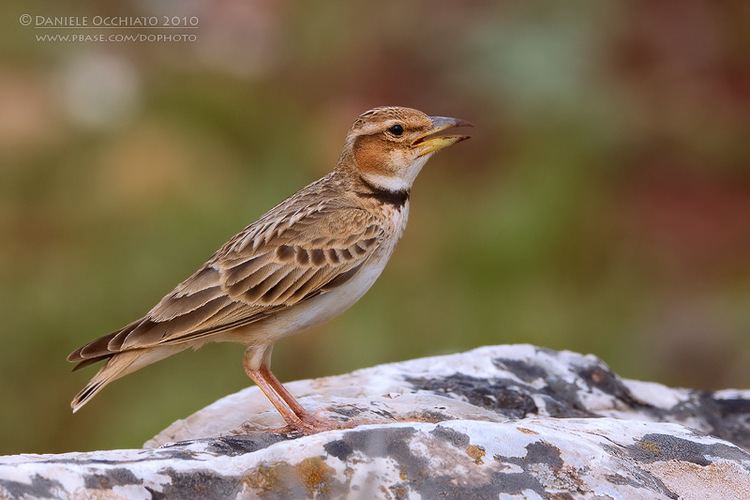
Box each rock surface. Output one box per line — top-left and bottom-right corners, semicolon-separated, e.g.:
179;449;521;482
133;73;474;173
1;345;749;499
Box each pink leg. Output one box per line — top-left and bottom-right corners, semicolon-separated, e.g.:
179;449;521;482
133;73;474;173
243;354;305;429
243;351;336;434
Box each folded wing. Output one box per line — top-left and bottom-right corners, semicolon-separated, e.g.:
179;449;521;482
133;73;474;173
68;202;383;366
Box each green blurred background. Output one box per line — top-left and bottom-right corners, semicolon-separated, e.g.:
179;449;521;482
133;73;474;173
1;1;748;454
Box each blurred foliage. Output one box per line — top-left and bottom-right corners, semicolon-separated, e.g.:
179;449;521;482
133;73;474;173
0;0;748;454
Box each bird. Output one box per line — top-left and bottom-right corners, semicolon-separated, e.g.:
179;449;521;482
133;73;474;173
67;106;471;433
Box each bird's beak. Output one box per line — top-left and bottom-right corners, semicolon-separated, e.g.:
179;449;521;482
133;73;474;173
412;116;473;157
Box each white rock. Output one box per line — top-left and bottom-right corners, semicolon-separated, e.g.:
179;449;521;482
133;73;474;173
0;345;748;499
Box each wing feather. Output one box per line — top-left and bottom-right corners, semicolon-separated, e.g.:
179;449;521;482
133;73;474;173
68;199;385;362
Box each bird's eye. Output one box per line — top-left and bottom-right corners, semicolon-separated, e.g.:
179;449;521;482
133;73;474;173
388;124;404;136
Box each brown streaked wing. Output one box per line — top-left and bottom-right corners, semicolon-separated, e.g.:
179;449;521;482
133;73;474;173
67;317;144;361
100;204;384;353
215;206;382;307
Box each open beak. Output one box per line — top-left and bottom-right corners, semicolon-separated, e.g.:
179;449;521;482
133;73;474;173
412;116;473;157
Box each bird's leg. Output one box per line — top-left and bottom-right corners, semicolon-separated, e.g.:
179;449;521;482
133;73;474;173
243;348;340;433
258;365;308;417
258;365;340;433
243;352;306;430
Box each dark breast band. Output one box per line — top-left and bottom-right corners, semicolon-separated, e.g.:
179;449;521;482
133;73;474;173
357;176;410;208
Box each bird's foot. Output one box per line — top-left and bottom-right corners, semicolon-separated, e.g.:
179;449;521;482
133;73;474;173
271;413;349;436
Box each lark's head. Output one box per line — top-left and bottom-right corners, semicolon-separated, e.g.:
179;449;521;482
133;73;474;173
343;106;471;192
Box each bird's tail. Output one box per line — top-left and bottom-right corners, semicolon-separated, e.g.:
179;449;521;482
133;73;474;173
71;344;187;412
71;350;143;413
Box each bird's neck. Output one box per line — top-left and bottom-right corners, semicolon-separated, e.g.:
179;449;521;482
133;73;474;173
337;148;410;208
356;174;410;209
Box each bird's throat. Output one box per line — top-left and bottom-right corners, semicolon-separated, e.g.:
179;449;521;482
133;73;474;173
357;175;410;209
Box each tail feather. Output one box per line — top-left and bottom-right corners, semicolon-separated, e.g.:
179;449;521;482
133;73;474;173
70;344;186;412
71;351;140;413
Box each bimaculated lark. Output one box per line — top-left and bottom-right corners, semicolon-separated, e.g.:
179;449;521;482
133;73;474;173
68;106;471;433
